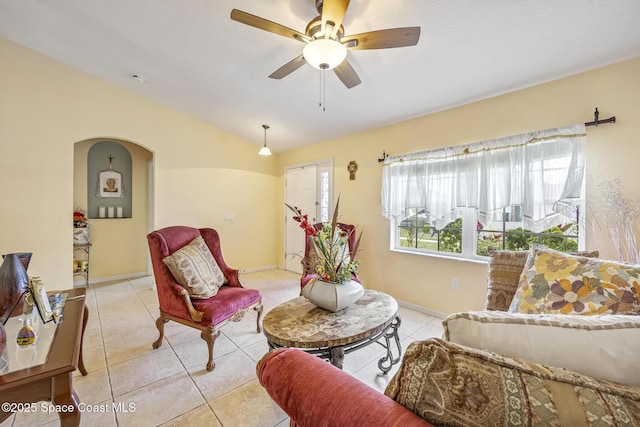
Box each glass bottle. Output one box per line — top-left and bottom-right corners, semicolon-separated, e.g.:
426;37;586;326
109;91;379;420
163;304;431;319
16;315;37;348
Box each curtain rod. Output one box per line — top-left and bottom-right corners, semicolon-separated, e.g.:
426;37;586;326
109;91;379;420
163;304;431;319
378;107;615;163
585;107;615;127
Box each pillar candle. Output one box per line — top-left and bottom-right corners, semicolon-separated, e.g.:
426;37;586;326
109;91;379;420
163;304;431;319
107;206;115;218
98;206;106;218
116;206;123;218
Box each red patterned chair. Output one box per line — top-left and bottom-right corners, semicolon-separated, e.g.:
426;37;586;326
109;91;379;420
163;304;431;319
300;222;360;290
147;226;263;372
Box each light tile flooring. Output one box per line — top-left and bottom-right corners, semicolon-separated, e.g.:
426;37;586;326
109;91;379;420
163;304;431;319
1;269;444;427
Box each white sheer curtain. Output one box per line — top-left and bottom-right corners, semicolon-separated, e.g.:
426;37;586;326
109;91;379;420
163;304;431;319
381;124;586;232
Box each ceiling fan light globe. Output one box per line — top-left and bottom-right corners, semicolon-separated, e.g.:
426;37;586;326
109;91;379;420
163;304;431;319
303;39;347;70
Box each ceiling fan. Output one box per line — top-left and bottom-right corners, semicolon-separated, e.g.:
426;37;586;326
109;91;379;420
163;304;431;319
230;0;420;89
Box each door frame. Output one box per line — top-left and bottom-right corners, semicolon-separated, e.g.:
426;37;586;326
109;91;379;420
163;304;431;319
283;158;334;272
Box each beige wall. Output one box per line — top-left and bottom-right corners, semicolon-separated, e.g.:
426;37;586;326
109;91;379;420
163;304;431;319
277;58;640;314
0;37;279;289
3;35;639;314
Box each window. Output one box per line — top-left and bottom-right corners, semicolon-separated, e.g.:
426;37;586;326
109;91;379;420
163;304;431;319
319;169;330;223
382;124;586;260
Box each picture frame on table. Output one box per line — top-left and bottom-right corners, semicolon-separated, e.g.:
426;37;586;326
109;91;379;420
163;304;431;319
28;277;56;324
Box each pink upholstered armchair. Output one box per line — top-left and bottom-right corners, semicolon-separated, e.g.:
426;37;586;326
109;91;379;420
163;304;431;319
300;222;360;290
147;226;263;372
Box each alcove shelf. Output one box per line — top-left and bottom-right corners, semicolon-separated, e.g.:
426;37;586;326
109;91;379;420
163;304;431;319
73;243;91;287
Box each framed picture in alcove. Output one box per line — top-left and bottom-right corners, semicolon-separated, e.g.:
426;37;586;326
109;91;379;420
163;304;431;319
97;170;125;198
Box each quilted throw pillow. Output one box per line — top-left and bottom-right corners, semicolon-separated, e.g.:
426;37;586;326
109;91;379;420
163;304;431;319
385;338;640;426
509;244;640;315
163;236;225;299
485;249;531;311
485;248;600;311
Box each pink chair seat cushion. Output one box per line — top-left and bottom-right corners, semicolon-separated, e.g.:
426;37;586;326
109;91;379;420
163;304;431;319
192;285;262;325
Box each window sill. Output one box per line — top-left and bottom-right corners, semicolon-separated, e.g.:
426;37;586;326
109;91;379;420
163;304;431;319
390;247;488;265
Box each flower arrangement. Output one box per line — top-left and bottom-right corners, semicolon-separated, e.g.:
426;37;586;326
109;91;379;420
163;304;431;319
286;197;362;284
73;209;89;228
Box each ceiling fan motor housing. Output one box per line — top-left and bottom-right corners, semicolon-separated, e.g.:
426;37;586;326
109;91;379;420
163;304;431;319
306;16;344;40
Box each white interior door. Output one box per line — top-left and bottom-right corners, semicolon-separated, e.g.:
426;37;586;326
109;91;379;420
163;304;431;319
285;165;317;273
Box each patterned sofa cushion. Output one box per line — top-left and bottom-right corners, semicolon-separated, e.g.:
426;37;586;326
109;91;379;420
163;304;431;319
385;338;640;426
485;248;530;311
485;247;599;311
509;244;640;315
443;310;640;387
163;236;225;299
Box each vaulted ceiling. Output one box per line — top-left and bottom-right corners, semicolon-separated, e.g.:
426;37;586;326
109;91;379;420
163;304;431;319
1;0;639;153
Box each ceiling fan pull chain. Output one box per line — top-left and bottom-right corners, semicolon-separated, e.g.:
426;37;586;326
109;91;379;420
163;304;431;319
318;69;327;111
319;69;323;109
322;69;326;112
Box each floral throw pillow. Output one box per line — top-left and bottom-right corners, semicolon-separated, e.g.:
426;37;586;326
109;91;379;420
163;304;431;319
485;248;600;311
509;244;640;315
163;236;225;299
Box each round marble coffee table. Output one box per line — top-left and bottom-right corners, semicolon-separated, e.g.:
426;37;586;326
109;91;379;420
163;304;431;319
262;290;402;372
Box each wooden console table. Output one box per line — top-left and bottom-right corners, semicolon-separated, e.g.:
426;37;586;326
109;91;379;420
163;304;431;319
0;288;88;426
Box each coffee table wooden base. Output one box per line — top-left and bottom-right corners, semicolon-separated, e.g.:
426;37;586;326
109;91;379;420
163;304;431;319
264;290;403;373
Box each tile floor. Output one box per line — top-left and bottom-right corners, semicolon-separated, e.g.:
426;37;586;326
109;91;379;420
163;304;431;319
1;269;444;427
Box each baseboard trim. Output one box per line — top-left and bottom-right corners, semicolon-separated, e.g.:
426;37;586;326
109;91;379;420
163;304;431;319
239;265;280;274
74;271;149;287
396;299;448;319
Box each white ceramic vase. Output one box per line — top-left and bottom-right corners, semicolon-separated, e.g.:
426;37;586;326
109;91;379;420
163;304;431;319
301;279;364;312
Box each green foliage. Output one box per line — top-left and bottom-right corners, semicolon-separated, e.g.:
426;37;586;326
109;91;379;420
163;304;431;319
399;214;578;255
399;214;431;248
540;226;578;252
440;218;462;253
502;225;578;253
476;239;498;256
505;227;538;251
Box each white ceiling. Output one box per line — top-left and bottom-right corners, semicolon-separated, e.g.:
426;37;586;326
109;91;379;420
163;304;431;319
1;0;639;153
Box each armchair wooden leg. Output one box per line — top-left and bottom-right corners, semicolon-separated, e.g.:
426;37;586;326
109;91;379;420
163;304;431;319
152;314;168;349
254;302;264;333
202;325;220;372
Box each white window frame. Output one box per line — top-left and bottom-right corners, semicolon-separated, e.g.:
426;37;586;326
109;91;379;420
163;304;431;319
384;125;586;261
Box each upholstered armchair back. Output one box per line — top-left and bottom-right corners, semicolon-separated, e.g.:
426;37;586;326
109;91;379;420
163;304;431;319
148;226;202;320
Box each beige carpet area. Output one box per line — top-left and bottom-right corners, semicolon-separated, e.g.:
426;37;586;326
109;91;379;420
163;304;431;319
1;269;444;427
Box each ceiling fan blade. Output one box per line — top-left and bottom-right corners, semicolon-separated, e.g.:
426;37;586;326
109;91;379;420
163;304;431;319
269;55;307;79
333;60;361;89
321;0;350;38
230;9;310;42
342;27;420;50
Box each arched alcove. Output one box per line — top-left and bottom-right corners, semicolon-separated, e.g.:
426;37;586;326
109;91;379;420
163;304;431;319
73;138;153;283
87;140;132;219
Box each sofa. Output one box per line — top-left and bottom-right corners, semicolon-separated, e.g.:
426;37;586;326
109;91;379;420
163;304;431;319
257;245;640;426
